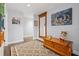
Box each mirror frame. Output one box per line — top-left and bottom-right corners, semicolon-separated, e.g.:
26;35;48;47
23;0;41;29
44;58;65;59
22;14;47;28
38;12;47;38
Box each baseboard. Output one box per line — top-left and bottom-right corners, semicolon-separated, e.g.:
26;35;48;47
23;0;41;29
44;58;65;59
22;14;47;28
73;49;79;56
4;42;8;46
0;46;4;56
5;40;24;46
37;38;44;42
33;36;40;39
72;53;78;56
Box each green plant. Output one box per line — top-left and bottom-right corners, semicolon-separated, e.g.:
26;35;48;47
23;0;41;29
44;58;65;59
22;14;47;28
0;3;4;16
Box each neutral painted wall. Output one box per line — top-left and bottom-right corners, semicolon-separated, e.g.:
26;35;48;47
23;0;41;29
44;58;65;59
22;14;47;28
47;4;79;55
5;4;34;45
34;15;39;39
6;8;24;44
4;4;8;46
34;4;79;55
23;17;34;38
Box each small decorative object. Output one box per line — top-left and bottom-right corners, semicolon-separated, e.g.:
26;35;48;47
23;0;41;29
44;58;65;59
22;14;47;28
46;35;52;40
60;31;67;40
34;20;38;26
12;17;20;24
51;8;72;26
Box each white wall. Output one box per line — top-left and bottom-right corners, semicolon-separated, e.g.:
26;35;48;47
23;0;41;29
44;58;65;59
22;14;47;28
34;15;39;39
34;4;79;55
0;46;4;56
23;17;34;38
6;4;34;44
48;4;79;55
4;4;8;46
6;8;24;44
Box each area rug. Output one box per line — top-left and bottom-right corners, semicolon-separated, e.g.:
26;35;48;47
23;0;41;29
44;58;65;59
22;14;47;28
11;40;58;56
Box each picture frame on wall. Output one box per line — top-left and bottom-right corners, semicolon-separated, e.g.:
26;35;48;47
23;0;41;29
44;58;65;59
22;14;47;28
12;17;20;24
34;20;38;26
51;8;72;26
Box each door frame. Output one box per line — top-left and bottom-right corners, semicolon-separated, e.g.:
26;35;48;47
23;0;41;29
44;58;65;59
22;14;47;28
38;12;47;38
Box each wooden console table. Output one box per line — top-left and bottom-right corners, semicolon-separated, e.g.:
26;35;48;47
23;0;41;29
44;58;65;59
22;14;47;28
43;37;73;56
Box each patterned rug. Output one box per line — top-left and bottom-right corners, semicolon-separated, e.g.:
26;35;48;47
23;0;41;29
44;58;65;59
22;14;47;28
11;40;58;56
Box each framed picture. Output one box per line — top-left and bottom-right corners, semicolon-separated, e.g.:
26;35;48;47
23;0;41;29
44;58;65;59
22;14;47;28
51;8;72;26
12;17;20;24
34;20;38;26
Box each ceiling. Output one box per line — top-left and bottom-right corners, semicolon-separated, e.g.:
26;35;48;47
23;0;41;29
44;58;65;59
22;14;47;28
6;3;60;18
6;3;76;18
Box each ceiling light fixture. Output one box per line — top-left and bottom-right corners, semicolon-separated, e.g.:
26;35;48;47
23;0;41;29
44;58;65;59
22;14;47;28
27;4;31;7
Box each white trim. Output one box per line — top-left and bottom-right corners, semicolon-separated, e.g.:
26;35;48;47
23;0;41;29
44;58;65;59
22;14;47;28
23;36;33;38
6;39;24;45
4;42;8;46
0;46;4;56
33;37;38;40
73;49;79;55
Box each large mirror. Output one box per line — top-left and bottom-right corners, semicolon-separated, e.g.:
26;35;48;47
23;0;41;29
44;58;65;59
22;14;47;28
38;12;47;38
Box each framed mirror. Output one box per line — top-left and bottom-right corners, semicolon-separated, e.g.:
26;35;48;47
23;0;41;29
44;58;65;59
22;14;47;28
38;12;47;38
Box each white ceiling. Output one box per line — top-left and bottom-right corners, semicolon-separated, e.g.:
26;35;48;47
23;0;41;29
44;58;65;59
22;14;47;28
6;3;76;18
6;3;60;18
